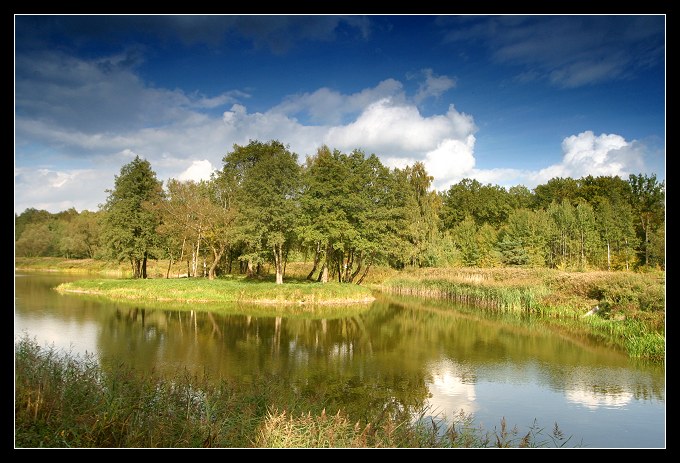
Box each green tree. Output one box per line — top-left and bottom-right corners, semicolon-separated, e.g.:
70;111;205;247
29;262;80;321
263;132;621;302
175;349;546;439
223;140;301;284
508;185;534;210
450;216;479;266
498;208;551;267
573;200;600;270
532;177;580;210
628;173;665;268
547;199;576;269
15;208;53;242
100;156;164;279
592;197;637;271
15;223;54;257
58;210;102;259
441;178;512;229
297;145;353;282
399;162;441;267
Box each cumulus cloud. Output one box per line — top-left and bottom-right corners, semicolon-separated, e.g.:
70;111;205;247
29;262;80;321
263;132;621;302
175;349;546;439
324;98;476;156
528;131;645;184
271;79;404;125
177;160;217;182
14;47;654;214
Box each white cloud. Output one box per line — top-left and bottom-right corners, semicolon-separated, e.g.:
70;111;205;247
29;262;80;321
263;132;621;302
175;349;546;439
527;131;645;185
270;79;404;125
424;138;476;190
324;98;476;156
13;49;654;213
177;160;217;182
15;167;113;213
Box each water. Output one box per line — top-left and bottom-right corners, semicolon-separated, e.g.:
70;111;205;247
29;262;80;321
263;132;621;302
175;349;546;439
14;272;666;448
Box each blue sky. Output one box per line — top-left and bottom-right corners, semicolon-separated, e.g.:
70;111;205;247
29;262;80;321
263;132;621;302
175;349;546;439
14;14;666;214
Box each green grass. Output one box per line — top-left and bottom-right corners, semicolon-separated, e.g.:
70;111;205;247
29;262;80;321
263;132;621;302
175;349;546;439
56;276;376;307
15;257;129;276
19;257;665;362
380;267;665;362
14;336;576;448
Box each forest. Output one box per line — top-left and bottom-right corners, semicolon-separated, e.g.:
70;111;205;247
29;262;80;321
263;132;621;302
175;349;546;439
14;140;666;284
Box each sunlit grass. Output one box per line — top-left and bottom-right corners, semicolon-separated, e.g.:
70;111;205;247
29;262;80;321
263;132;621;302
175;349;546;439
18;258;665;362
380;266;665;362
55;276;376;306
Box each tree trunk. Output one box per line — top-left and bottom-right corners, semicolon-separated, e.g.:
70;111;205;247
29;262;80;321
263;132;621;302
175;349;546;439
307;242;321;280
356;263;372;285
208;245;226;280
320;263;328;283
274;245;284;285
142;253;148;279
607;240;611;271
166;252;173;279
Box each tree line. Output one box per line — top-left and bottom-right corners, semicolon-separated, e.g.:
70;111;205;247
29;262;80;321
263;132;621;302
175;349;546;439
15;140;665;282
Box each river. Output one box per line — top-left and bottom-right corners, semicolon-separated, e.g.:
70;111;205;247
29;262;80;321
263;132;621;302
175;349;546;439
14;272;666;448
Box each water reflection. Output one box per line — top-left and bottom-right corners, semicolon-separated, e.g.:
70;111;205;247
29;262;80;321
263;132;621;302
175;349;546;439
15;272;665;448
427;359;479;416
565;389;633;410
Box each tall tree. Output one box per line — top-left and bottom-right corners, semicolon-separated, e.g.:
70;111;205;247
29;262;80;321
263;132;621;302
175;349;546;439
532;177;580;210
399;162;441;267
297;145;353;282
441;178;512;229
101;156;163;278
628;173;665;267
223;140;301;284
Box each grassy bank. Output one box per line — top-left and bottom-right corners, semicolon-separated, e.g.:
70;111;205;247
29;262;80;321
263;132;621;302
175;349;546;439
380;267;665;362
55;276;376;306
17;258;665;361
15;257;129;276
14;336;575;448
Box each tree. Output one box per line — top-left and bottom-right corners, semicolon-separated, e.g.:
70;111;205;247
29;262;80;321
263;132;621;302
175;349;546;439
297;145;353;282
498;208;551;267
628;174;665;267
15;208;53;242
450;216;480;266
573;200;600;270
222;140;301;284
58;210;102;259
100;156;163;279
399;162;441;267
532;177;580;210
15;223;53;257
441;178;512;229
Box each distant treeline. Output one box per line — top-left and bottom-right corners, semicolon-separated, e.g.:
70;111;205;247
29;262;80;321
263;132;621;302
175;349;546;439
15;140;665;281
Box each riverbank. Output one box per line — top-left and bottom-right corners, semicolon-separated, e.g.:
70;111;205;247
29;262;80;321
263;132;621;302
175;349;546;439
55;277;376;306
379;266;665;361
16;257;665;361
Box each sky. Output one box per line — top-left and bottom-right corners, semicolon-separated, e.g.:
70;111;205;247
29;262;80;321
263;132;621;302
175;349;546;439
14;14;666;215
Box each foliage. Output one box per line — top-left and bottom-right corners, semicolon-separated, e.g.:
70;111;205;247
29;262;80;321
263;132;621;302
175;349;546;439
99;156;164;278
15;140;664;273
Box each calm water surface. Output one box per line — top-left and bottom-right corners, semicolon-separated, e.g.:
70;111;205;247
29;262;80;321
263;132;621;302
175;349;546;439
14;272;665;448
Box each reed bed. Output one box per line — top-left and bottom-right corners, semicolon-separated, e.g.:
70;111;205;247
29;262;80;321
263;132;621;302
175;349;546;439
14;336;574;448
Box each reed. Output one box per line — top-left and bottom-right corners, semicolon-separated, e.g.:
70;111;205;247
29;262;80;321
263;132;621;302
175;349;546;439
15;336;575;448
